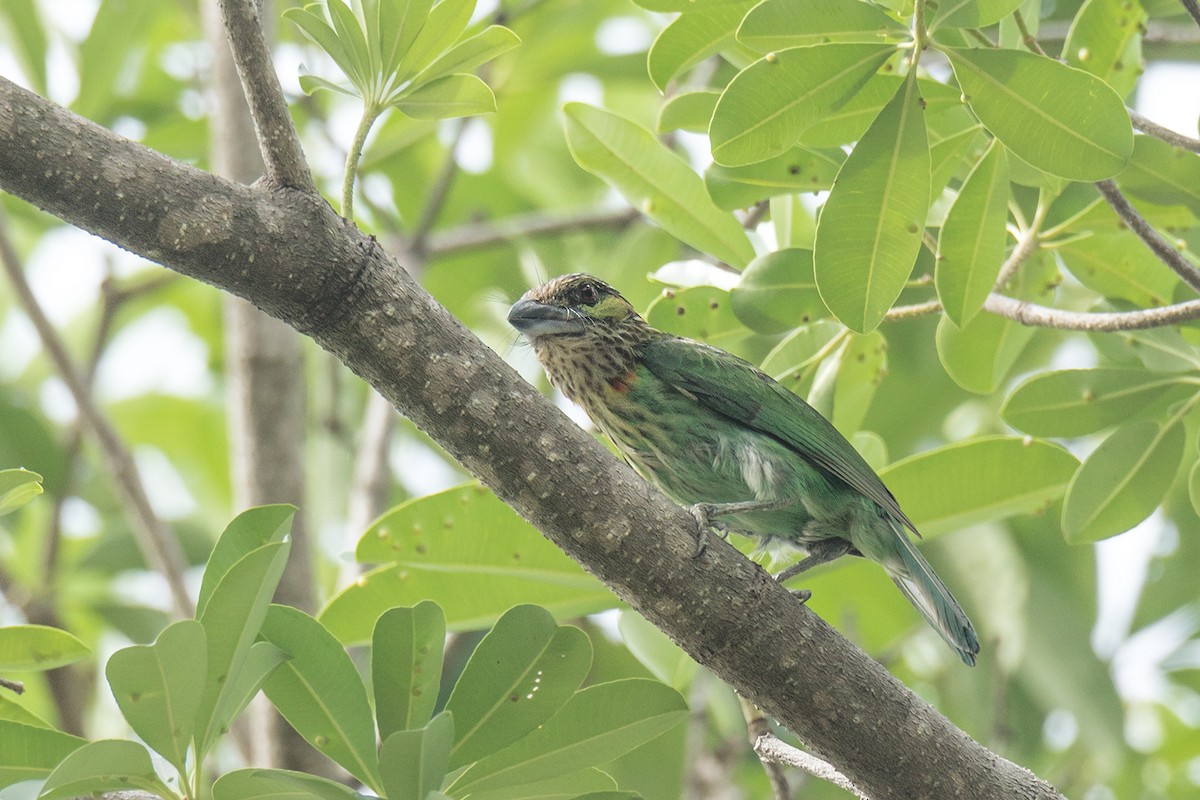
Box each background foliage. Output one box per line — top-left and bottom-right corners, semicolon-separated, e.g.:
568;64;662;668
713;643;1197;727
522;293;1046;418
2;0;1200;797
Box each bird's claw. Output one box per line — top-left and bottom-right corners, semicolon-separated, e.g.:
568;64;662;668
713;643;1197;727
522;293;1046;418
688;503;731;558
789;588;812;604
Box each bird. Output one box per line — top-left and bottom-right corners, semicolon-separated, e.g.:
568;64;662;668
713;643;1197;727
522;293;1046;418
508;273;980;666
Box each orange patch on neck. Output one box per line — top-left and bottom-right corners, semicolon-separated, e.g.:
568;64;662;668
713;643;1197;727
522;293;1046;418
608;371;637;394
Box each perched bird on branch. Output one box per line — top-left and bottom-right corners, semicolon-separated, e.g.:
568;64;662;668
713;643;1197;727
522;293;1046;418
509;273;979;666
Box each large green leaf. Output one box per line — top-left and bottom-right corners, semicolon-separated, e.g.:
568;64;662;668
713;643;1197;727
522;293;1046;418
1056;232;1179;307
0;721;84;788
105;619;206;774
814;72;930;333
410;26;521;89
729;249;827;334
647;0;757;92
1062;0;1146;99
0;625;88;672
0;468;42;517
1117;135;1200;217
705;146;843;210
372;602;446;739
445;606;592;768
447;679;687;795
945;47;1132;181
563;103;755;268
657;90;720;134
710;43;893;167
932;0;1025;30
830;331;887;435
36;740;173;800
260;605;382;793
1002;369;1197;437
393;74;496;119
322;485;610;642
213;768;366;800
936;139;1010;327
736;0;906;49
465;769;616;800
395;0;474;81
880;437;1080;537
194;541;292;757
1062;419;1185;544
617;611;698;690
380;712;454;800
196;505;296;619
379;0;433;78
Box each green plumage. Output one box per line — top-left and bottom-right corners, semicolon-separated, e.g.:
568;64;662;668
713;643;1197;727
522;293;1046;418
509;274;979;666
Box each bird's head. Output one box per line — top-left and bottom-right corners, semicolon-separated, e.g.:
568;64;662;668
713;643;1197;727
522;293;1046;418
507;274;642;340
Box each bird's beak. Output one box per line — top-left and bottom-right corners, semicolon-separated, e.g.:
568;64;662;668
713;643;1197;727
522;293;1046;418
507;298;584;337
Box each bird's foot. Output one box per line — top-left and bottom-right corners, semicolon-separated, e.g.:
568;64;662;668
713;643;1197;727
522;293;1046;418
790;588;812;604
688;503;732;558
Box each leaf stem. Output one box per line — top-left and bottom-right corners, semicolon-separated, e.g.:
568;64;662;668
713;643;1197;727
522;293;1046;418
342;104;382;219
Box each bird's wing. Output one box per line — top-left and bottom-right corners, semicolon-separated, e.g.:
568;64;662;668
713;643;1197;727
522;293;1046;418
641;335;917;535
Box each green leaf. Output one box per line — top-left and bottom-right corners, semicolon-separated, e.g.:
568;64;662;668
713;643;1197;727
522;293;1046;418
1062;0;1146;99
393;73;496;119
932;0;1025;30
1056;232;1178;307
831;331;887;435
945;47;1133;181
730;249;827;334
936;139;1010;327
880;436;1080;537
647;0;757;92
372;602;446;739
299;73;360;97
213;641;290;742
448;679;687;795
1002;369;1197;437
1117;135;1200;217
380;0;433;77
0;626;88;672
0;468;42;517
411;25;521;88
760;320;845;384
36;740;174;800
814;72;930;333
260;605;382;793
935;311;1032;394
213;768;366;800
657;91;720;134
705;146;843;210
196;504;296;619
380;712;454;800
0;696;54;728
1189;459;1200;518
194;541;292;757
285;6;365;98
465;769;616;800
396;0;474;80
1062;419;1185;544
798;74;961;149
644;286;745;347
324;485;610;642
326;0;374;93
563;103;755;268
105;619;206;774
736;0;906;49
445;606;592;768
0;721;84;788
710;43;894;167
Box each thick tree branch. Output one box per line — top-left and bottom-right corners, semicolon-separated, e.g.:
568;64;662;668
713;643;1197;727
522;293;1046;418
1182;0;1200;29
0;76;1062;800
217;0;313;190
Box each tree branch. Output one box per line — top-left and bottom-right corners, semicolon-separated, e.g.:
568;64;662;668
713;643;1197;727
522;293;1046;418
755;732;870;800
0;75;1062;800
1095;178;1200;293
1129;108;1200;154
0;206;193;619
1181;0;1200;29
216;0;313;190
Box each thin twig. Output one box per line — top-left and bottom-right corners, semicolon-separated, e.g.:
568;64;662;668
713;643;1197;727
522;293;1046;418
1095;179;1200;293
0;677;24;695
739;698;791;800
427;207;640;255
1129;109;1200;155
754;732;870;799
1011;10;1047;55
0;212;194;619
985;294;1200;330
741;200;770;231
217;0;314;189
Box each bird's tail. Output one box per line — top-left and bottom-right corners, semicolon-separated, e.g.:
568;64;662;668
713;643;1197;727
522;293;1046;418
882;531;980;666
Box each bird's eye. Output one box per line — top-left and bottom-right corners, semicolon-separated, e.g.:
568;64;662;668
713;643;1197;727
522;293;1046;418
578;282;599;305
